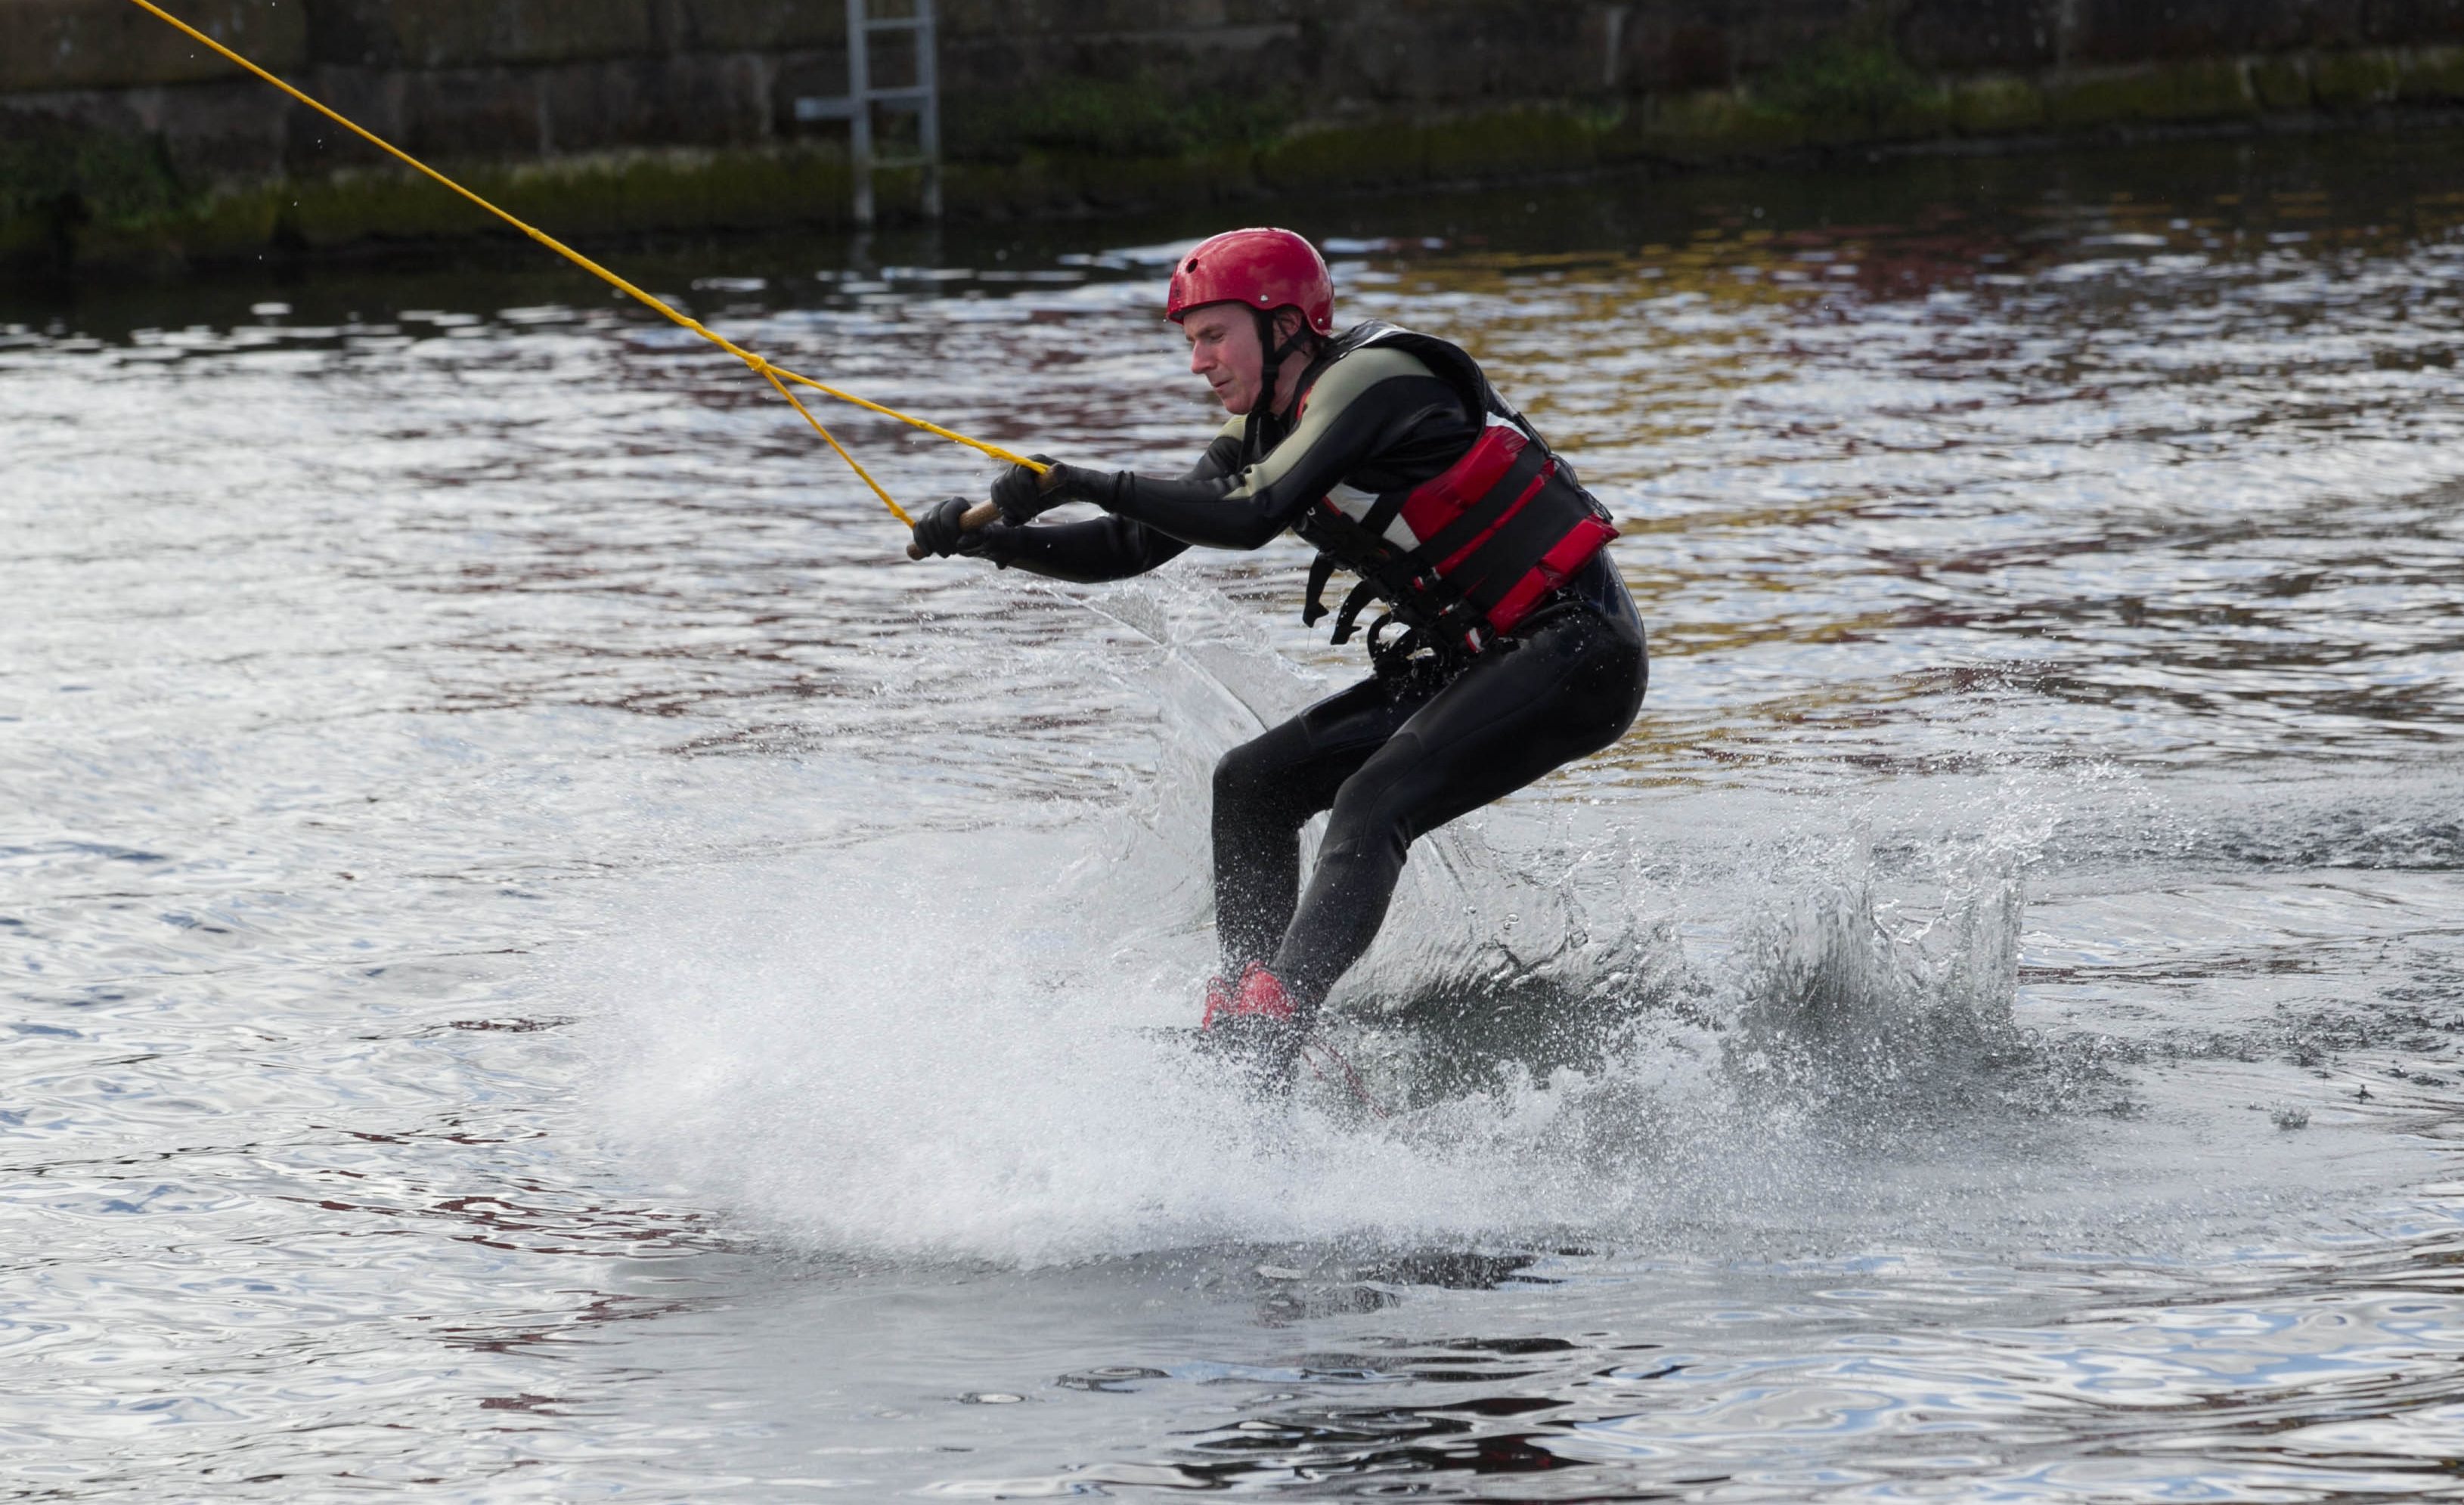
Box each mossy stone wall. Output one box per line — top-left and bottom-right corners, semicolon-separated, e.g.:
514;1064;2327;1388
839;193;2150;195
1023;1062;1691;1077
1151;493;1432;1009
9;0;2464;270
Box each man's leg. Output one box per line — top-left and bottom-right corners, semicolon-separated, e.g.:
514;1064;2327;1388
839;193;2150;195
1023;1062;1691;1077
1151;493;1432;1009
1269;601;1648;1011
1211;676;1418;977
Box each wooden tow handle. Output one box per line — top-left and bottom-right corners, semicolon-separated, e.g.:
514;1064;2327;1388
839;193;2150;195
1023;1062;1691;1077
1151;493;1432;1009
903;498;1003;560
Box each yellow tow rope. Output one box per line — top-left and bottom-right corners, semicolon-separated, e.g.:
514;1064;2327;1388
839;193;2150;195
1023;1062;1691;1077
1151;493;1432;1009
125;0;1052;527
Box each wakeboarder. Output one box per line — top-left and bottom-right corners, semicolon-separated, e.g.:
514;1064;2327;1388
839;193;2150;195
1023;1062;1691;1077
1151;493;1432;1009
911;228;1648;1082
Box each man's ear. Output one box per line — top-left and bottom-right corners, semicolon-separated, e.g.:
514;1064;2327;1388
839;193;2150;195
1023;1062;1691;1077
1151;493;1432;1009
1275;308;1308;347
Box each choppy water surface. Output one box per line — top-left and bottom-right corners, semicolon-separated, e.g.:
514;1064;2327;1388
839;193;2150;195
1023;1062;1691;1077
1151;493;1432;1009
8;130;2464;1498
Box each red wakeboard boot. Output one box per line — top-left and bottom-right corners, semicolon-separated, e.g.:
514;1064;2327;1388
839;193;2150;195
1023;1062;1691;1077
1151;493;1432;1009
1198;962;1305;1089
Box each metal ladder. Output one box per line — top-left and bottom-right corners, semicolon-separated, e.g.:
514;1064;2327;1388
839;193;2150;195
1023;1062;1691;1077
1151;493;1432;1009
792;0;941;225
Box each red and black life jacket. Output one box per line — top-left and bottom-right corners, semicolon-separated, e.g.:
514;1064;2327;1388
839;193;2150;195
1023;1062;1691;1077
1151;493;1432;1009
1285;322;1617;658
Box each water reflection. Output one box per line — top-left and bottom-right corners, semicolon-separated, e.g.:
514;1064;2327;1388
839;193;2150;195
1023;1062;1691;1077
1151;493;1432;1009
19;138;2459;785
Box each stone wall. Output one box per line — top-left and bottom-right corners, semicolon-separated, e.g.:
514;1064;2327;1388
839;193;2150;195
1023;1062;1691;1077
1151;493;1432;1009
8;0;2464;267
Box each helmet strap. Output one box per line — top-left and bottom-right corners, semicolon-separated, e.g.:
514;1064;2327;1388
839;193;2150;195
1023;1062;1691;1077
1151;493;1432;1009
1247;307;1316;451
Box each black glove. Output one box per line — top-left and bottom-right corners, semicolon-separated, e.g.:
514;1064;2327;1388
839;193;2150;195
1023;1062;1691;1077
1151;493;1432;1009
910;496;973;557
910;496;1022;565
990;454;1059;525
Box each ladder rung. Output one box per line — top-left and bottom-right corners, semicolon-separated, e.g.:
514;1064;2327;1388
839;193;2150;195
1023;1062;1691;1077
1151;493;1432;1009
794;89;931;121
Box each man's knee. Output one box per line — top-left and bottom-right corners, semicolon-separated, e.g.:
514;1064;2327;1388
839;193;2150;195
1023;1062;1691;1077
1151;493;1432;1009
1322;738;1425;862
1214;735;1310;832
1213;739;1273;809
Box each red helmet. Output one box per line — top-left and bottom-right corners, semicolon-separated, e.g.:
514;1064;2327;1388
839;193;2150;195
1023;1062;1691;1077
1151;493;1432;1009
1166;228;1334;335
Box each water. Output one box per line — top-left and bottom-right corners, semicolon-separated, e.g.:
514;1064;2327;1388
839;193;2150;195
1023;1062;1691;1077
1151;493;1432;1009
7;129;2464;1498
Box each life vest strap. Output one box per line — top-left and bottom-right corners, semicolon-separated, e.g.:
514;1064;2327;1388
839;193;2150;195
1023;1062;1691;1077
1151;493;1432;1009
1301;553;1340;627
1328;578;1382;646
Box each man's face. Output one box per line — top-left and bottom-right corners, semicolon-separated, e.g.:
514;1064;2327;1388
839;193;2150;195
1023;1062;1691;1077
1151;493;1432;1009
1183;304;1266;414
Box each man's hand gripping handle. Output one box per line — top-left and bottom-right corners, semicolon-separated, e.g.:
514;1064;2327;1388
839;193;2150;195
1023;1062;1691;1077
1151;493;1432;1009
904;499;1003;560
903;456;1064;561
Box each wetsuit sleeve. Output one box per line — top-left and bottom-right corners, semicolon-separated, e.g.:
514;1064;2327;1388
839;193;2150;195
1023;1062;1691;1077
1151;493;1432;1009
993;513;1187;583
996;427;1243;582
1069;350;1468;551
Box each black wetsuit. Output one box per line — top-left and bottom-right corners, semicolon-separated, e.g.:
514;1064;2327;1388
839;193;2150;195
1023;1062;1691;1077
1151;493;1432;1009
969;332;1648;1012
